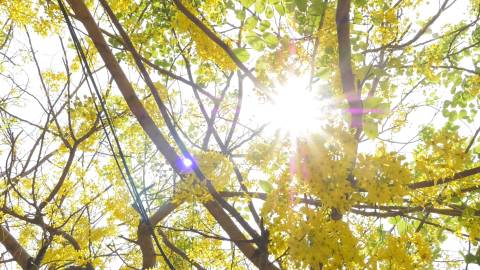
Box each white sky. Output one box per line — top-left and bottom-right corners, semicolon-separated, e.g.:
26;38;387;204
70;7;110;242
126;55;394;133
1;0;479;268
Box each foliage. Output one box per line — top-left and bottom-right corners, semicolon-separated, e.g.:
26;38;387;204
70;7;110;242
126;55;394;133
0;0;479;269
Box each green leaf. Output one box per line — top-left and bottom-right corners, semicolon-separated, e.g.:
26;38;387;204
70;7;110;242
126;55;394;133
363;97;382;109
256;0;266;13
259;20;271;31
474;144;480;155
396;219;408;234
472;25;480;42
263;32;279;49
265;6;274;18
240;0;255;8
273;3;286;15
373;103;390;119
235;9;246;20
295;0;307;11
363;97;390;119
310;0;326;15
233;48;250;62
154;59;170;68
316;67;330;79
388;217;401;225
246;34;265;51
259;180;273;193
363;119;378;139
353;0;367;7
244;16;258;30
356;66;372;80
463;253;479;264
284;0;296;12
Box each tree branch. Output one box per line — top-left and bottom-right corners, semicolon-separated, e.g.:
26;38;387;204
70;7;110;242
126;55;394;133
171;0;264;90
408;166;480;189
137;201;180;269
67;2;277;269
336;0;363;129
65;0;181;171
0;225;36;270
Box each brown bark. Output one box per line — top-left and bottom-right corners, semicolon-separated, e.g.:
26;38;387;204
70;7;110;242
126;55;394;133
203;201;277;270
336;0;363;129
66;1;278;269
408;166;480;189
102;0;262;242
65;0;180;170
0;205;94;270
39;146;77;210
363;0;450;53
171;0;263;90
137;201;179;269
137;222;156;269
0;225;36;269
157;229;206;270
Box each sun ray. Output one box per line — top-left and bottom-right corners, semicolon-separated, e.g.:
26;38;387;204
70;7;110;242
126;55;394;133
260;74;332;139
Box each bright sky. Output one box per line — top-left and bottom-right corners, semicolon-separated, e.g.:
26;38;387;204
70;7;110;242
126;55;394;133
1;0;479;268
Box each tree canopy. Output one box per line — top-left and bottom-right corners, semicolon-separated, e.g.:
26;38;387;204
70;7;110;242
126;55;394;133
0;0;480;269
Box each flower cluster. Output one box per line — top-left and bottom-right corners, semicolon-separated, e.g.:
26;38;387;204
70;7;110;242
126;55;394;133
369;233;433;269
414;125;470;182
173;151;233;204
293;129;357;212
173;3;236;71
354;145;412;204
288;209;363;269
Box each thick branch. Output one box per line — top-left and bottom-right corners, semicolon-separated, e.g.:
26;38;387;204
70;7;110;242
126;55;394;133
171;0;263;90
65;0;181;171
157;229;206;270
203;200;277;270
39;146;77;210
137;201;180;269
0;225;36;270
408;166;480;189
66;2;276;269
336;0;363;129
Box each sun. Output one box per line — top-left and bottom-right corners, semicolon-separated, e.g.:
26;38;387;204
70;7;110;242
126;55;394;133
264;74;329;137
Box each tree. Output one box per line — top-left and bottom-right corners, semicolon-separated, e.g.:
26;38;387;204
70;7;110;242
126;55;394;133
0;0;479;269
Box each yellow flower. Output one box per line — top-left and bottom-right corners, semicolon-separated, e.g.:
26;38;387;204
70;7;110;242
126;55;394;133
172;4;237;71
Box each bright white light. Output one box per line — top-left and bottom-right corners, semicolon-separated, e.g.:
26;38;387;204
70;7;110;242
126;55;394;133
182;157;193;168
265;75;327;137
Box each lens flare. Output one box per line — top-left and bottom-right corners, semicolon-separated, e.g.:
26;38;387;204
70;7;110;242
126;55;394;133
266;75;328;137
182;158;193;168
177;156;194;174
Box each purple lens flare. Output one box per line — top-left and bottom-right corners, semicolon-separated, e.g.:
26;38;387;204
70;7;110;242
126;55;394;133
177;156;195;174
